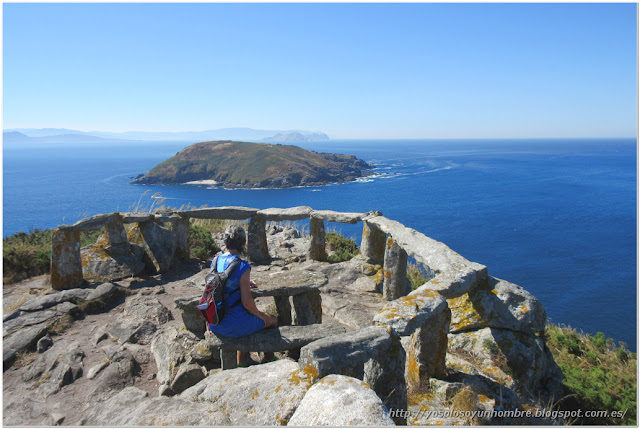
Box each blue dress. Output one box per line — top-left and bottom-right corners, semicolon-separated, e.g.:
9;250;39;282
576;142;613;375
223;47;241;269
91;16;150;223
208;254;265;338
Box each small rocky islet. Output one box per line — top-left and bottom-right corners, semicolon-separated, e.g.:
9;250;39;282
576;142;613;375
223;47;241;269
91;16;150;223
132;140;375;188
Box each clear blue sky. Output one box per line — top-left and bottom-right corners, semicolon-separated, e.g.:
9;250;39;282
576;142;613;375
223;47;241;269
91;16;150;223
3;3;637;139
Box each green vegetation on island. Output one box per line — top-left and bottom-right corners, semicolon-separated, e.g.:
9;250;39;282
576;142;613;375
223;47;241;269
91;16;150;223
132;140;374;188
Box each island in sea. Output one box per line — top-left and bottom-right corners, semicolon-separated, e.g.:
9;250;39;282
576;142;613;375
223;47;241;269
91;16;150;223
131;140;374;188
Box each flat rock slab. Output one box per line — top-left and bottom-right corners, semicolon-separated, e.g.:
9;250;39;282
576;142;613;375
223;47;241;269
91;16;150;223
124;295;172;325
3;323;49;368
257;206;312;221
180;207;258;220
288;374;395;426
373;287;448;336
311;210;364;224
107;316;158;345
151;327;201;389
181;359;314;426
448;276;547;334
19;288;90;312
251;270;328;297
205;323;347;353
81;386;231;426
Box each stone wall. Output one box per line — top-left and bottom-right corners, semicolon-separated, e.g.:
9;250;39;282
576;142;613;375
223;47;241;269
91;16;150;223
49;205;499;404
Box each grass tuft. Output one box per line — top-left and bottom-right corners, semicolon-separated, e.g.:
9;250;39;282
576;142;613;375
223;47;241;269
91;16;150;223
13;350;39;369
47;314;75;336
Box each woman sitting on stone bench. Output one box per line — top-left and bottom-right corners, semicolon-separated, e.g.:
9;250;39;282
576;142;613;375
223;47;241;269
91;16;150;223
209;225;278;367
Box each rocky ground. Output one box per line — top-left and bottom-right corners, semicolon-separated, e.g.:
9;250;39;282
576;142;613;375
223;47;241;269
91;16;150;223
3;225;563;426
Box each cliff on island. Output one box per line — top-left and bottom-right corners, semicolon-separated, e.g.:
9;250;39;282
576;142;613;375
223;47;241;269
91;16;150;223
132;140;373;188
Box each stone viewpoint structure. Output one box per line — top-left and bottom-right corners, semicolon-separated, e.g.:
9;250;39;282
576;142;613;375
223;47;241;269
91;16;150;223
4;206;562;426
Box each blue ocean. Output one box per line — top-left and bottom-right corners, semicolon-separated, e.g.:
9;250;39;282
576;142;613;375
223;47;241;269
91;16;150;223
3;138;637;350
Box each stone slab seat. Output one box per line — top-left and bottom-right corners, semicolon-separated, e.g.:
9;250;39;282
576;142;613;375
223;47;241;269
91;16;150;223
205;323;346;353
206;323;347;370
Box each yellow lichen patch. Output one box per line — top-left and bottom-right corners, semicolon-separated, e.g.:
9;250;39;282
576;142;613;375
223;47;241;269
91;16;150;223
302;364;318;380
288;369;314;390
274;385;282;393
275;414;287;425
386;237;394;247
412;288;438;300
407;392;435;407
517;304;530;314
251;389;259;400
478;394;495;407
490;289;499;295
373;268;385;285
406;349;421;391
448;293;485;331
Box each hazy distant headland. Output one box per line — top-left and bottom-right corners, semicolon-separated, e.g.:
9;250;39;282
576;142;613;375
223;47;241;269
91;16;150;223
132;140;373;188
3;128;330;143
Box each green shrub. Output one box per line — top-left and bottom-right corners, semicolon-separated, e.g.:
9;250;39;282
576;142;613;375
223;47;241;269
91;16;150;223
3;228;105;285
326;232;360;262
188;225;220;261
79;229;102;247
545;324;637;425
407;262;429;290
3;229;54;284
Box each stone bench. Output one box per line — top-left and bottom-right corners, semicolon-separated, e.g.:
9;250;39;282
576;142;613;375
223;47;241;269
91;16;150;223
205;323;347;369
181;269;328;335
251;270;327;325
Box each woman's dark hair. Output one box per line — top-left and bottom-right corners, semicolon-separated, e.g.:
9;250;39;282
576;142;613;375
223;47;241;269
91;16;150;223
224;225;247;253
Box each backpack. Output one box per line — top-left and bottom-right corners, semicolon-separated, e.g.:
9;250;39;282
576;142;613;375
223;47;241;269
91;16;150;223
197;255;242;326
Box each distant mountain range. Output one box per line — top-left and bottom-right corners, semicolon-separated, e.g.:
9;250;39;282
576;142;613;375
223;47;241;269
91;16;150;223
3;128;330;143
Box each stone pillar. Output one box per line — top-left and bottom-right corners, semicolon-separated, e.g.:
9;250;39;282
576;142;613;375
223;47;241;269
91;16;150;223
103;214;127;246
247;215;270;264
50;228;84;290
308;217;326;261
361;221;386;265
220;349;237;370
274;296;293;326
382;237;408;301
404;306;451;393
363;333;408;424
307;291;323;324
172;216;191;260
127;221;177;274
292;292;322;325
